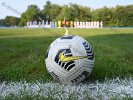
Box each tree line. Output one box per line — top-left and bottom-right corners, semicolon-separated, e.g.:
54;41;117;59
0;1;133;27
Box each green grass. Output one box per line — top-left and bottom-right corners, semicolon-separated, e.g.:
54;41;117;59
0;28;133;82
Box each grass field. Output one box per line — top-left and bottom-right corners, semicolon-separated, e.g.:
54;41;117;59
0;28;133;82
0;28;133;99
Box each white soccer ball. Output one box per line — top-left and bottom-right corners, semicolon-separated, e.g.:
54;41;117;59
45;35;94;84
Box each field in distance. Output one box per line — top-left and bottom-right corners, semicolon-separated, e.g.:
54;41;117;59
0;28;133;82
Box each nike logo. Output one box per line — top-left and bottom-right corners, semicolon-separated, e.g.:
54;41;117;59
59;52;90;62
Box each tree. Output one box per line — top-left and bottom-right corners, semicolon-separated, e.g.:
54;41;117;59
69;4;80;21
0;19;6;26
124;5;133;26
79;6;91;21
43;1;52;20
19;12;27;26
41;1;62;21
92;7;112;26
114;5;127;26
26;5;40;21
49;4;62;21
18;1;133;27
56;5;70;20
19;5;40;26
3;16;20;26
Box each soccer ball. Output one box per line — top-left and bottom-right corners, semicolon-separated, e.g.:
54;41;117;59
45;35;94;84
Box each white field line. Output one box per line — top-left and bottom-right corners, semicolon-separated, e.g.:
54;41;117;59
0;77;133;99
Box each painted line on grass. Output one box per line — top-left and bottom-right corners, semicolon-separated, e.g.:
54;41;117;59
0;77;133;99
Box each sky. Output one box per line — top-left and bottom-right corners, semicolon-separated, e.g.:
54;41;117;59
0;0;133;19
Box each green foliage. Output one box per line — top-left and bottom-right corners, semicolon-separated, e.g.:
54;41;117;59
114;6;127;26
57;5;72;21
57;4;91;21
92;6;113;26
19;12;27;26
123;5;133;26
69;4;80;21
102;5;133;26
0;28;133;82
49;4;62;21
0;19;6;26
26;5;40;21
42;1;52;20
19;5;40;26
0;16;20;27
1;1;133;27
78;6;91;21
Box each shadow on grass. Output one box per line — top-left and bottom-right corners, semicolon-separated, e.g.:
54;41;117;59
0;34;133;82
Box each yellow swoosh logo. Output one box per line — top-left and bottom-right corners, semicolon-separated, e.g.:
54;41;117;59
59;52;89;62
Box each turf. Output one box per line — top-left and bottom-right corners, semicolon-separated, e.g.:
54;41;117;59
0;28;133;82
0;78;133;100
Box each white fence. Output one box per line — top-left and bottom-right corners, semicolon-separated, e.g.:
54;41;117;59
26;21;57;28
26;21;103;28
74;21;103;28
